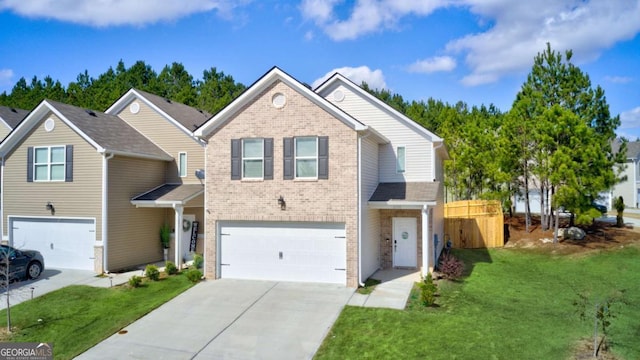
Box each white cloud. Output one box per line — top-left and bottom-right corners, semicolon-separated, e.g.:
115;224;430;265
300;0;447;41
407;56;456;73
0;0;251;27
448;0;640;86
0;69;13;86
620;107;640;131
605;76;633;84
312;66;387;90
303;1;640;86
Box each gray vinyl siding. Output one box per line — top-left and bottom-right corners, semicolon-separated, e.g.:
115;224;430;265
3;112;103;242
321;83;434;182
360;135;380;279
106;155;166;271
612;159;637;208
116;100;205;184
0;126;10;142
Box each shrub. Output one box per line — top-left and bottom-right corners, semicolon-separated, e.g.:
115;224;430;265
418;273;437;306
185;269;202;283
128;275;142;288
193;254;204;269
145;265;160;281
439;253;465;280
165;261;178;275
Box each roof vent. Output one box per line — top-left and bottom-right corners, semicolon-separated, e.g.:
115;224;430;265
165;98;172;103
85;109;97;117
10;108;17;113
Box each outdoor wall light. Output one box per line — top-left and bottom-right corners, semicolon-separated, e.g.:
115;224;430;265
278;196;286;210
46;201;55;215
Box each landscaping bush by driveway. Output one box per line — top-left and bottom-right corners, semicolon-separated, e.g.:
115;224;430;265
316;243;640;359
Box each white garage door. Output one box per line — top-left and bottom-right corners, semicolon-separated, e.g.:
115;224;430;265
10;217;96;270
219;221;346;285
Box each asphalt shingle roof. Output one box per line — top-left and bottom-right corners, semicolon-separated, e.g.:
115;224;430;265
132;184;204;202
613;138;640;159
369;182;440;202
0;106;29;129
134;89;211;131
47;100;171;160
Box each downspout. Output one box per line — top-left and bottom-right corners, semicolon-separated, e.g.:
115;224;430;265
421;204;430;276
102;153;114;273
357;131;372;287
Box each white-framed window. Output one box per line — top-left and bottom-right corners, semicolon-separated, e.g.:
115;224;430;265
34;146;65;181
242;138;264;179
295;136;318;178
396;146;406;173
178;152;187;178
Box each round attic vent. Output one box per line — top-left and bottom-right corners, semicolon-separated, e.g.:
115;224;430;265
44;118;55;132
333;90;345;102
272;93;286;108
129;102;140;114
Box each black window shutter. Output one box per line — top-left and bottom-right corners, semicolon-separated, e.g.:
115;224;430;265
27;147;33;182
65;145;74;182
231;139;241;180
264;138;273;180
283;137;293;180
318;136;329;179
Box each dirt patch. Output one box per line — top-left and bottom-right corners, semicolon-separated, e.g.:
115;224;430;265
572;338;620;360
503;215;640;255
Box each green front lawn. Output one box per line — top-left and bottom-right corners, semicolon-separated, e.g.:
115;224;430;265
317;245;640;359
0;273;194;359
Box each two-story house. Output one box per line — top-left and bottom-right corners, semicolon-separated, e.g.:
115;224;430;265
0;91;208;274
612;139;640;209
194;67;447;288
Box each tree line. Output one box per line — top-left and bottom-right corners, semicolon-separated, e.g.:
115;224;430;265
0;45;627;237
0;60;246;115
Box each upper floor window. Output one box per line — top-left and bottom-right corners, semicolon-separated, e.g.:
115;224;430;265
295;137;318;178
230;138;273;180
242;139;264;179
34;146;65;181
178;152;187;178
396;146;406;173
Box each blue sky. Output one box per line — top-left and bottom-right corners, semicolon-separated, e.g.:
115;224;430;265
1;0;639;138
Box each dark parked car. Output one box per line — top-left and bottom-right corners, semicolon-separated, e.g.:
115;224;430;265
591;202;607;215
0;245;45;281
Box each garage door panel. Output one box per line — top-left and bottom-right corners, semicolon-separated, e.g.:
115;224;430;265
10;217;95;271
220;221;346;285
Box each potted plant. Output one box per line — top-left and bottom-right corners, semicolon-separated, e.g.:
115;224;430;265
160;223;171;260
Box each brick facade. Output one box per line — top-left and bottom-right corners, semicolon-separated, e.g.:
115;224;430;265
203;80;360;287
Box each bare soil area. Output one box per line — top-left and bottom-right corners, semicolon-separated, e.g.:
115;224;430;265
504;214;640;255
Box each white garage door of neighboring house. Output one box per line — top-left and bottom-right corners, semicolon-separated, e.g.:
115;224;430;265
219;221;346;285
10;217;96;270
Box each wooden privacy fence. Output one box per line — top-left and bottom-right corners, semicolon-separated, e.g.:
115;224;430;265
444;200;504;248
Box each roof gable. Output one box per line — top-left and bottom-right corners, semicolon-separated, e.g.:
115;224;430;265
315;73;444;143
194;67;369;138
0;100;171;161
106;88;210;136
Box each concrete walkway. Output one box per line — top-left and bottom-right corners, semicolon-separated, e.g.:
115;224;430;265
348;269;420;310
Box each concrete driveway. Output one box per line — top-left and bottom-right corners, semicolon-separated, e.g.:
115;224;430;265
0;268;96;309
77;279;354;360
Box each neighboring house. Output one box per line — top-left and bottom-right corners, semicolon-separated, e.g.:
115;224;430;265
0;91;208;273
194;67;447;288
0;106;29;140
611;139;640;209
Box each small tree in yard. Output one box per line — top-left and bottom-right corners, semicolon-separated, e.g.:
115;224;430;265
613;196;624;227
574;290;626;357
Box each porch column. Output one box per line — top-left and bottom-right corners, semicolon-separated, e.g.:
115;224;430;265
421;205;430;276
174;204;184;269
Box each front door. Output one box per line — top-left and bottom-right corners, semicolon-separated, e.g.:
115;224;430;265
393;217;417;268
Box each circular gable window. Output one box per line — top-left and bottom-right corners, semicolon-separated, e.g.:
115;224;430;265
272;93;286;108
44;118;55;132
129;102;140;114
